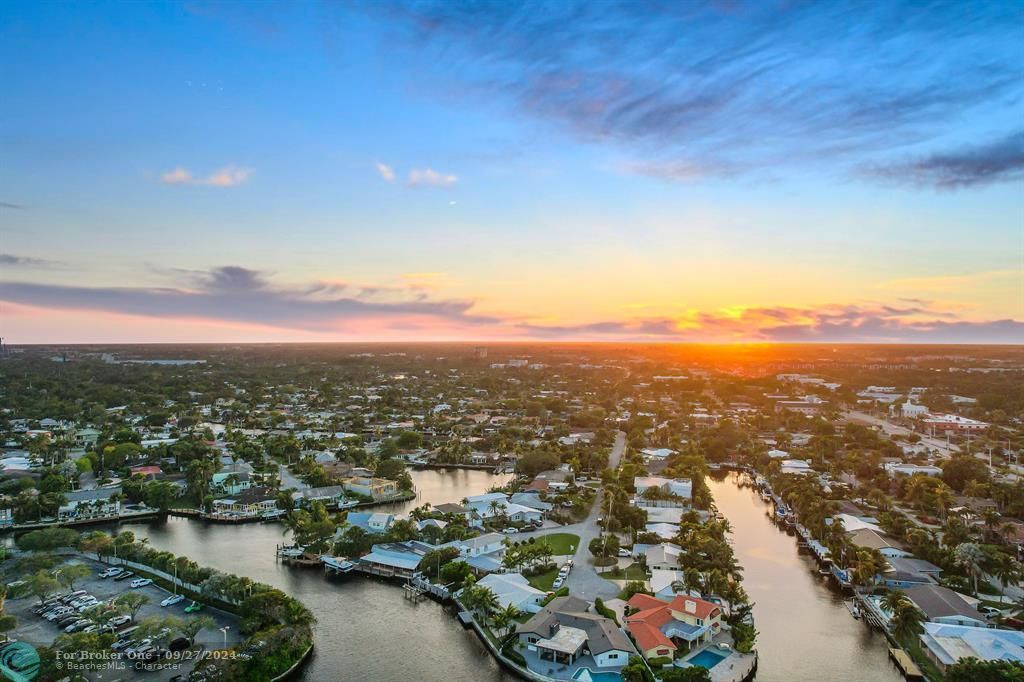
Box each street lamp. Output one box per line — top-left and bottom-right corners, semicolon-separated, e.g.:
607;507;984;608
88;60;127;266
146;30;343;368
220;626;230;649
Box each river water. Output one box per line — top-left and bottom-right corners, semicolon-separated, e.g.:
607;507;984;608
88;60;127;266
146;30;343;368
706;472;903;682
129;468;517;682
111;468;903;681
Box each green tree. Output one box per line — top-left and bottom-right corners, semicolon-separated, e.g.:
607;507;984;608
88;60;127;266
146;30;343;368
113;591;150;620
945;658;1024;682
56;563;92;591
179;615;216;645
890;602;925;641
27;570;59;605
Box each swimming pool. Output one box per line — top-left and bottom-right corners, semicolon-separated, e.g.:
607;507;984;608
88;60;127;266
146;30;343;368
687;649;728;669
571;668;622;682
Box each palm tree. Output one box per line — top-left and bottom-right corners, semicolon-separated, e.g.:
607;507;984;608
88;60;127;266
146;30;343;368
880;589;911;615
954;542;985;595
890;602;925;641
990;552;1021;591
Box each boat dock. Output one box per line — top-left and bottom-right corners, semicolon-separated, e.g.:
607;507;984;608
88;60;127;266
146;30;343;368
888;648;924;681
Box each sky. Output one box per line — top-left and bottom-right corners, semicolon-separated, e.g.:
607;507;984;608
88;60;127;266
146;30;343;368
1;0;1022;344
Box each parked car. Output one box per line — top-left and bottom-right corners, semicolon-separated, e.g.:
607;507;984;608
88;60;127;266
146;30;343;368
161;594;185;607
111;639;136;652
99;567;123;578
44;608;73;621
617;548;631;558
184;601;202;613
130;578;153;589
61;590;88;603
108;615;132;627
64;620;91;633
113;571;135;582
502;527;518;534
980;606;1002;619
552;576;565;589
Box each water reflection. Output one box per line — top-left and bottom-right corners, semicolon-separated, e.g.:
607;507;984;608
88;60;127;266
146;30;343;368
707;472;903;682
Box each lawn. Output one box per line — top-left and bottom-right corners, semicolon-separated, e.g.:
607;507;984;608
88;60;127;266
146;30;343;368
602;562;649;581
527;567;560;592
535;532;580;555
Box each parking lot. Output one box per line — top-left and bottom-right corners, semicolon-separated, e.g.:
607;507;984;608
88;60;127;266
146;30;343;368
6;557;242;681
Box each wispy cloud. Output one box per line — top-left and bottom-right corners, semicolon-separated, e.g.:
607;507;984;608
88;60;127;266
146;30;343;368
160;166;252;187
865;130;1024;189
0;202;24;210
343;1;1023;185
408;168;458;187
375;162;396;182
0;253;55;268
1;266;1018;342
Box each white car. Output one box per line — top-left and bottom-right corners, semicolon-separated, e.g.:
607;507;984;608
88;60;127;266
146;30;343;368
99;567;122;578
130;578;153;589
617;548;631;558
502;527;518;534
552;576;565;590
160;594;184;607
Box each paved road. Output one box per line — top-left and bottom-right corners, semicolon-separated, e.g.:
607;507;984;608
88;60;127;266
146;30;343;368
562;431;627;601
278;463;310;491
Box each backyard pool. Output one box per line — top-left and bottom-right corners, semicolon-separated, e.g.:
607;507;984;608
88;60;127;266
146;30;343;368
687;649;727;669
571;669;622;682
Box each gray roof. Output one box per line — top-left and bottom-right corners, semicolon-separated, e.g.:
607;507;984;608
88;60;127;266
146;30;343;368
65;487;122;502
905;585;983;621
516;596;634;656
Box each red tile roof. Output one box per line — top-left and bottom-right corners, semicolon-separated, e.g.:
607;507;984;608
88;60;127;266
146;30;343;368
667;595;721;620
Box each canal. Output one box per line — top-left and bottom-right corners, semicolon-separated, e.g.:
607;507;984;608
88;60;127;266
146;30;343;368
707;471;904;682
127;468;517;682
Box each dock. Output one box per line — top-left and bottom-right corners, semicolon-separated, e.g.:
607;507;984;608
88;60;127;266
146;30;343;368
888;648;924;680
457;611;474;627
403;584;427;602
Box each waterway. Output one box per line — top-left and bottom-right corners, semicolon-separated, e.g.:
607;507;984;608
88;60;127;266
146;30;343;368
707;471;904;682
102;467;905;681
127;468;516;682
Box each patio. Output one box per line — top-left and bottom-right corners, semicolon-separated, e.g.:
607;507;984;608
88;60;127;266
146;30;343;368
520;646;627;681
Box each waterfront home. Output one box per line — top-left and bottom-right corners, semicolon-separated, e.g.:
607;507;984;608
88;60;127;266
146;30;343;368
532;469;574;491
58;487;122;522
211;459;254;495
291;485;349;509
919;622;1024;672
343;511;396;534
475;572;546;613
433;502;483;528
780;459;812;475
878;557;943;588
847;528;912;558
645;523;681;540
466;494;545;523
649;569;687;600
509;492;553;512
211;486;277;518
516;596;635;675
833;513;883;534
634;476;693;501
450;532;505;558
625;593;723;659
904;585;989;628
341;476;399;501
634;543;683;571
357;540;436;579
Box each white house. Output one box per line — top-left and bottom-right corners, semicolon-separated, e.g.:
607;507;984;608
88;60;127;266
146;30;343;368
475;572;546;613
780;459;812;475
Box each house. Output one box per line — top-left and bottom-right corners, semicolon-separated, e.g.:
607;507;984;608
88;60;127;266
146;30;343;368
73;427;102;448
895;402;930;419
847;528;911;558
634;476;693;501
452;532;505;557
533;469;575;491
780;459;812;475
904;585;989;628
884;463;943;478
291;485;349;509
640;448;676;461
211;459;254;495
433;502;483;528
211;486;277;518
774;400;825;415
919;623;1024;672
649;569;687;600
625;593;723;659
516;596;635;673
58;487;122;522
342;476;400;501
766;448;789;459
344;512;396;534
475;572;546;613
879;557;943;588
357;540;436;579
636;543;683;571
129;465;162;480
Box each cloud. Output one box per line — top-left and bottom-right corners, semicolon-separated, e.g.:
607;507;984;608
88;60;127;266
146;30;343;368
408;168;458;187
160;166;252;187
0;202;24;210
0;254;55;268
375;162;396;182
0;265;498;333
521;303;1024;344
865;130;1024;189
340;1;1024;184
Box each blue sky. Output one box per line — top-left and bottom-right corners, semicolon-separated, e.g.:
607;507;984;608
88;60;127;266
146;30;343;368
1;0;1022;343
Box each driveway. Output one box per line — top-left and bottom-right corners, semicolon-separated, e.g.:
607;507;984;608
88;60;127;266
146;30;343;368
278;463;309;491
